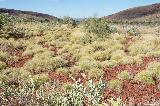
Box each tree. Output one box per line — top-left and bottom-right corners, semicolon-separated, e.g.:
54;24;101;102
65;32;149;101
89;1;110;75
83;18;116;38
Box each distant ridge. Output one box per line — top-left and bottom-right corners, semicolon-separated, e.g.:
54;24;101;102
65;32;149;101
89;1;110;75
104;3;160;22
0;8;58;21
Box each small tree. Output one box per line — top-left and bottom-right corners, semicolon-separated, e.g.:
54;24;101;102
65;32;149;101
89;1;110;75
83;18;116;38
0;13;9;29
62;16;77;27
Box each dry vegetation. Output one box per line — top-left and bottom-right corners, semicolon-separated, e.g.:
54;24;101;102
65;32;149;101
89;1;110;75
0;13;160;106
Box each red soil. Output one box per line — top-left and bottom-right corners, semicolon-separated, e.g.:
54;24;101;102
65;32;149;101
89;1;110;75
8;55;32;68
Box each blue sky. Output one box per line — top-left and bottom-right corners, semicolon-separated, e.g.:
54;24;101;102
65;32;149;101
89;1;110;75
0;0;159;18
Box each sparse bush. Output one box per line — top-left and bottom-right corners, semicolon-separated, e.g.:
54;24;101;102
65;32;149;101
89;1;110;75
118;70;132;81
147;50;160;57
22;44;49;56
24;53;68;74
79;34;94;44
0;74;8;83
83;18;115;38
7;27;29;39
134;70;155;84
92;50;110;61
87;68;104;79
62;82;73;91
111;50;126;62
128;41;154;56
77;56;101;71
8;68;31;81
101;60;118;68
62;16;77;27
0;51;8;61
108;79;123;91
91;41;110;51
147;62;160;80
1;68;31;84
127;27;140;36
32;74;50;87
0;61;7;70
56;67;73;76
0;13;10;29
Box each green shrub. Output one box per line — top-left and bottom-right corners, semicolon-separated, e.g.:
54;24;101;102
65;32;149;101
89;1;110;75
22;44;49;56
0;51;8;61
83;18;115;38
62;16;77;27
56;67;73;76
32;74;50;87
118;70;132;81
108;79;123;91
62;82;73;92
8;68;31;81
91;41;110;51
79;34;94;44
87;68;104;79
101;60;118;68
147;51;160;57
24;53;68;74
77;56;101;71
127;27;140;36
111;50;126;62
146;62;160;80
0;13;10;29
92;50;110;61
0;61;7;70
0;74;8;83
134;71;155;84
7;27;29;39
1;68;31;83
128;42;154;56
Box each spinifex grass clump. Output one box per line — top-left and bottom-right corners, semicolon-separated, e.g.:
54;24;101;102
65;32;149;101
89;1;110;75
134;70;155;84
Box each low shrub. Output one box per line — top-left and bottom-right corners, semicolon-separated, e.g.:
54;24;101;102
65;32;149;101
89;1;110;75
0;61;7;70
92;50;110;61
87;68;104;79
91;41;110;51
0;51;8;61
56;67;73;76
118;70;132;81
134;70;155;84
128;41;154;56
111;50;126;62
108;79;123;91
32;74;50;87
147;62;160;80
22;44;49;56
0;74;8;83
1;68;31;83
147;51;160;57
24;53;68;74
62;82;73;92
76;56;101;71
101;60;118;68
127;27;140;36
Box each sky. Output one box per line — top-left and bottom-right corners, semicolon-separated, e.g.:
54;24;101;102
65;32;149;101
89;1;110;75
0;0;160;18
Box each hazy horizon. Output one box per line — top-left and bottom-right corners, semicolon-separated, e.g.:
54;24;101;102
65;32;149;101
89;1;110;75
0;0;159;18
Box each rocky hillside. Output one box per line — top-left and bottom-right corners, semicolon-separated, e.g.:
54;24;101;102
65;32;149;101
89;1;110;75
0;8;58;21
105;3;160;22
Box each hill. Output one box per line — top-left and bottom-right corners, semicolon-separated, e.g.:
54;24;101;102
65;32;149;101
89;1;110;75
0;8;58;21
105;3;160;22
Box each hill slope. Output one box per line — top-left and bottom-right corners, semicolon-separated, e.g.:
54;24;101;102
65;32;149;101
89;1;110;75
105;3;160;22
0;8;58;21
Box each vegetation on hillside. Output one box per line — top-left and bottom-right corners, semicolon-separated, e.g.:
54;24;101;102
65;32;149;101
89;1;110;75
0;11;160;105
